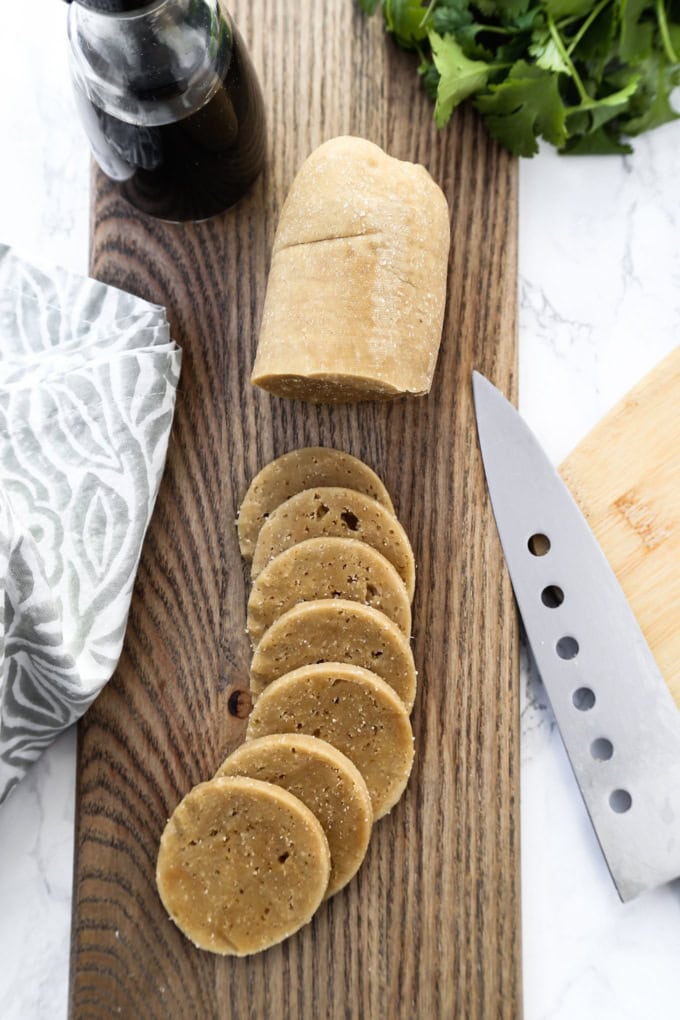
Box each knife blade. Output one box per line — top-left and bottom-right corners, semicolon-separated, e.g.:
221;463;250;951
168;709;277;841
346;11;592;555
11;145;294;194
472;370;680;901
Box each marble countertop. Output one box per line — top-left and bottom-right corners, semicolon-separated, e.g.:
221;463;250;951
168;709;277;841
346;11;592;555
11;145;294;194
1;5;679;1019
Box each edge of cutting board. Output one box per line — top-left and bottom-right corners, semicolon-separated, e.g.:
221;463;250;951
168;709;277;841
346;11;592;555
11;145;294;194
69;5;521;1017
561;345;680;705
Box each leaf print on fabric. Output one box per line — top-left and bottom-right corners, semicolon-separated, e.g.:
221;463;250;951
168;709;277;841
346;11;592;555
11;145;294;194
3;479;65;588
76;474;130;583
0;246;181;803
0;492;85;799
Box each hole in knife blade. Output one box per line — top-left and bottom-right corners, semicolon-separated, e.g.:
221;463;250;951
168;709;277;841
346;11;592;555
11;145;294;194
609;789;632;813
528;533;551;556
591;737;614;761
556;636;579;659
541;585;564;608
573;687;595;710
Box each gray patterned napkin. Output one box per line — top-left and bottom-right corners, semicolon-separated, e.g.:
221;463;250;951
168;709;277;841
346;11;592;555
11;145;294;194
0;245;182;803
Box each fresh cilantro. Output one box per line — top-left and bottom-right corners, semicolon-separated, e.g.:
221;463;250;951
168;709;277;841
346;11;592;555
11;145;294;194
618;0;655;62
529;26;572;73
429;31;492;124
476;61;568;153
381;0;432;47
431;0;476;35
563;124;634;151
621;53;680;132
419;54;443;96
544;0;593;20
357;0;680;155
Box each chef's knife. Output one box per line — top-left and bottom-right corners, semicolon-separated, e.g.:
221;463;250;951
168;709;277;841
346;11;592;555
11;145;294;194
472;370;680;901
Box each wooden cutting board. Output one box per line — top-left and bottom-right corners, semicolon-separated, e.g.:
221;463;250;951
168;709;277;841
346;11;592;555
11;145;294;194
561;346;680;705
68;4;521;1018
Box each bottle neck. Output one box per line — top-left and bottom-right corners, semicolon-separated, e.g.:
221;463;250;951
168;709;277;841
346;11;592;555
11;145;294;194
68;0;233;126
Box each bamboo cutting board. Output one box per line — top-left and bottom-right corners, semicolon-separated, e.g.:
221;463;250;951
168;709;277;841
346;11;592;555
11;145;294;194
69;4;521;1018
561;346;680;706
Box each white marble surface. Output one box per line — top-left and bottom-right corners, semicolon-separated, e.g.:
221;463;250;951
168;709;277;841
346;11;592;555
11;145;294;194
1;5;679;1019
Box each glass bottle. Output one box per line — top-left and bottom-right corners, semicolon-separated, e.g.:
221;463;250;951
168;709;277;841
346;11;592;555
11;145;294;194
65;0;266;221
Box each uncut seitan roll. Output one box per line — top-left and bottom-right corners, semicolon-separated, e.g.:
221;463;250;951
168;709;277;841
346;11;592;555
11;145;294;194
251;136;450;403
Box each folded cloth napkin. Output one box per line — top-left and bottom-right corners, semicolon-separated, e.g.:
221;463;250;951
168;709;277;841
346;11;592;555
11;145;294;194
0;244;181;803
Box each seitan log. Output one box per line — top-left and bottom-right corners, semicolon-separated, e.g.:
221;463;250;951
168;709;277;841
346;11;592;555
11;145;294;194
251;136;450;402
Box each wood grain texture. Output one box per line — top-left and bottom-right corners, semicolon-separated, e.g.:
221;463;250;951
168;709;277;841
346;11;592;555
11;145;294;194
561;345;680;706
69;3;521;1018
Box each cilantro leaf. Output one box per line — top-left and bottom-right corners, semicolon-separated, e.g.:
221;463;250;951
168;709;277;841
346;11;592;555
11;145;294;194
419;56;442;97
431;0;498;58
479;0;533;18
431;0;475;34
618;0;655;63
586;95;632;130
620;53;680;132
382;0;432;47
562;125;634;151
429;31;492;126
529;26;572;72
570;3;616;61
544;0;593;18
358;0;680;156
475;60;568;154
565;81;637;141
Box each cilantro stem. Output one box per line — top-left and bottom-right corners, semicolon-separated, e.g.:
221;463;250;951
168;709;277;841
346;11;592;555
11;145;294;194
565;97;614;113
419;0;436;30
547;13;589;103
656;0;679;63
565;0;609;57
556;13;587;29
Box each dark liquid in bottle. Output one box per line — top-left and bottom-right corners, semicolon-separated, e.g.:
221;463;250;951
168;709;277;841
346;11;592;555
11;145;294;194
75;26;265;222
